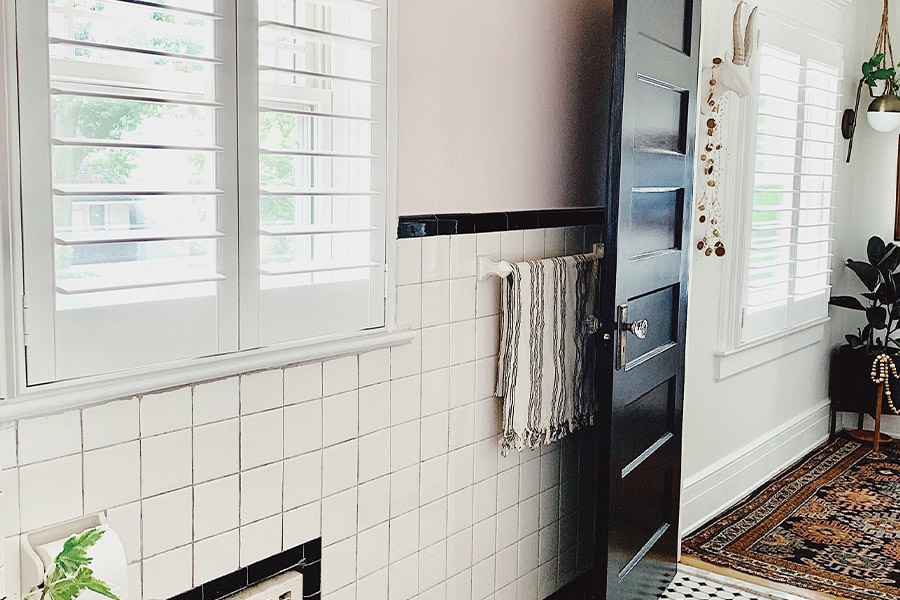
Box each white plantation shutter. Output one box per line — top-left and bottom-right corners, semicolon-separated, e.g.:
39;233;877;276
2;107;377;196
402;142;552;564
16;0;389;384
742;16;841;342
244;0;387;346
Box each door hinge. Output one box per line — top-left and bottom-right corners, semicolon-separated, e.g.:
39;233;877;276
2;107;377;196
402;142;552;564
741;308;746;328
22;294;31;347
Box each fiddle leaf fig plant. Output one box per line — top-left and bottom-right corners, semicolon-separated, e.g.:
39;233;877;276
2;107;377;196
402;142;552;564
25;527;120;600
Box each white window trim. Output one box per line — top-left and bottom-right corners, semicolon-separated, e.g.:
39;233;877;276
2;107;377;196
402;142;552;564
0;0;411;415
713;3;843;380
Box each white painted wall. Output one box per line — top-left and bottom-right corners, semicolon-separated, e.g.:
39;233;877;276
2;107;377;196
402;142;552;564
396;0;611;215
681;0;864;535
833;0;900;437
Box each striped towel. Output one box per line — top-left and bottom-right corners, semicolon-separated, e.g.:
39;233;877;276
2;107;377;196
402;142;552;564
496;255;599;454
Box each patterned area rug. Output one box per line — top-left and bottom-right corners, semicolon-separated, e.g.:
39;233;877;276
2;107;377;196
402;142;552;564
682;435;900;600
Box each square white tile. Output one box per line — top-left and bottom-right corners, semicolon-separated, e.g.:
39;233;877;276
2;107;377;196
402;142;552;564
142;545;192;600
322;441;358;496
240;514;282;566
322;537;357;594
448;404;475;451
419;455;448;506
359;382;391;436
420;412;449;461
141;388;192;437
323;355;359;397
389;509;419;562
83;441;141;513
449;320;477;366
19;454;82;532
18;411;81;465
83;398;139;451
283;451;322;510
450;234;477;279
322;487;357;544
141;429;192;497
390;336;422;380
142;487;192;557
323;390;359;447
359;430;391;483
419;498;448;548
390;421;420;471
447;487;474;535
449;278;477;322
193;419;240;483
240;462;283;525
422;326;451;372
357;522;389;578
192;378;240;426
357;476;390;531
390;376;421;426
283;363;323;405
396;285;423;330
240;409;284;470
283;501;321;549
240;370;283;415
194;529;239;584
396;238;422;286
284;399;322;458
359;349;391;388
193;475;239;540
389;465;420;519
422;236;450;282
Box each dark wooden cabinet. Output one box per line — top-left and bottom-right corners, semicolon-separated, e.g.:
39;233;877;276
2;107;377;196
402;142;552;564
830;345;900;436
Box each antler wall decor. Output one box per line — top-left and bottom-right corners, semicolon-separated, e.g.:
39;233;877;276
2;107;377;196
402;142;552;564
697;2;758;259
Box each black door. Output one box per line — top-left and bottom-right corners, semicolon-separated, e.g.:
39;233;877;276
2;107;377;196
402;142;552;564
598;1;701;599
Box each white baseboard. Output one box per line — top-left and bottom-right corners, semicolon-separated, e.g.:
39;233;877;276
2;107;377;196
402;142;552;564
836;410;900;437
679;400;831;536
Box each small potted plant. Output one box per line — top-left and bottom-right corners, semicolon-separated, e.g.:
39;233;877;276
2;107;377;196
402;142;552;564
25;527;120;600
830;236;900;435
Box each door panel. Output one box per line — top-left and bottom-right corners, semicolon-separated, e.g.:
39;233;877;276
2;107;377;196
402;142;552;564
599;0;700;598
629;190;685;256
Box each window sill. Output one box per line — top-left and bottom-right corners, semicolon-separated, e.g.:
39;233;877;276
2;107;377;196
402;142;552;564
0;327;416;421
714;317;830;381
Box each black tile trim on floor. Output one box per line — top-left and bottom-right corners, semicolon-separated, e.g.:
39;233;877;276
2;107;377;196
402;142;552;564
168;538;321;600
398;207;606;238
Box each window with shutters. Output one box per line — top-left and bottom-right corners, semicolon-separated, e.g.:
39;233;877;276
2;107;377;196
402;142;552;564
13;0;391;385
740;16;841;343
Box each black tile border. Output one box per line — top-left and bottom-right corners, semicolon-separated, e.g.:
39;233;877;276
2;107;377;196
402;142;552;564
168;538;321;600
397;207;605;238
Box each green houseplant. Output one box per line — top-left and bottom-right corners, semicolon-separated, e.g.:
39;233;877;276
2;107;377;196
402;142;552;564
25;527;120;600
829;236;900;427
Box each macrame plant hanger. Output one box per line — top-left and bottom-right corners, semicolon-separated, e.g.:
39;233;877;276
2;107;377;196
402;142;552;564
844;0;897;161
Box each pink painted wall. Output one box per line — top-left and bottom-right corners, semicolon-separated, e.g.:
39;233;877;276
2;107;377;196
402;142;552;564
397;0;613;215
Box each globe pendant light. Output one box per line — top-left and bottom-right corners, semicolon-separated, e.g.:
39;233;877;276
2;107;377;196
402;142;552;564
868;92;900;133
842;0;900;160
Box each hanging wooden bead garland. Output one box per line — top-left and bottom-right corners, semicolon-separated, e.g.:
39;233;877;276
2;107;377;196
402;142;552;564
697;58;727;258
871;353;900;415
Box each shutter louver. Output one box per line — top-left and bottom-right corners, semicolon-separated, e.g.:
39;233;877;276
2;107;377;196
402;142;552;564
252;0;387;345
742;21;842;342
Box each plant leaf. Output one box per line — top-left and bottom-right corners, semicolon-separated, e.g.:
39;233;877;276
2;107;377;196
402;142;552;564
881;244;900;272
74;568;120;600
868;305;888;330
848;259;882;291
47;578;81;600
54;528;105;575
869;236;887;265
847;334;864;349
830;296;867;311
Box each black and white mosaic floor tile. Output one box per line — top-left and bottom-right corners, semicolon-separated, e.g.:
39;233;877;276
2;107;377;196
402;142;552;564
662;573;776;600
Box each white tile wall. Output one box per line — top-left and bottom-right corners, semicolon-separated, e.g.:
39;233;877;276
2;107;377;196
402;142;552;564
1;227;599;600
